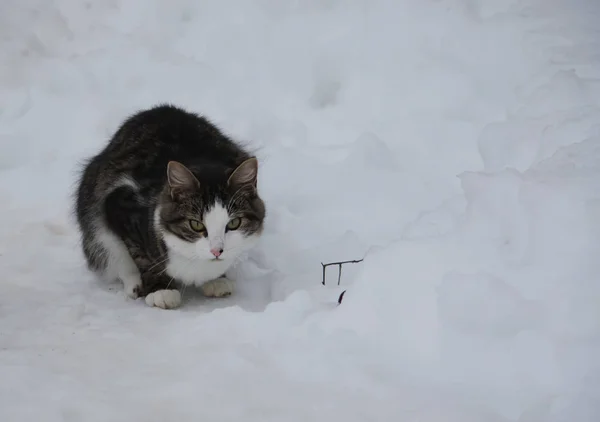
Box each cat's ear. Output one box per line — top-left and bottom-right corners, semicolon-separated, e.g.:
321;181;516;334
167;161;200;197
228;157;258;190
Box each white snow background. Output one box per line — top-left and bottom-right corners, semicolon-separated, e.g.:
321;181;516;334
1;0;599;420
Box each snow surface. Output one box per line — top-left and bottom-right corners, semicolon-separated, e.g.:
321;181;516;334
1;0;600;420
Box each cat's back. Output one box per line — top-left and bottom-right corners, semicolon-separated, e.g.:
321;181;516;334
110;104;249;166
77;104;251;210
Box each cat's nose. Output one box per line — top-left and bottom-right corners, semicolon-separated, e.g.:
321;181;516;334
210;248;223;258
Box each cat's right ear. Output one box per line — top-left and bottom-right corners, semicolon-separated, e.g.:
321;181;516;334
167;161;200;198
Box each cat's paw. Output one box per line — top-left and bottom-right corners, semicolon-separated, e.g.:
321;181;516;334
123;276;142;299
201;278;234;298
144;289;182;309
124;285;141;300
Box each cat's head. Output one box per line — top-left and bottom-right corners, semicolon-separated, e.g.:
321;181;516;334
155;157;265;262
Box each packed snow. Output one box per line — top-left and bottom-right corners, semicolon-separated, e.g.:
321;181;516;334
1;0;599;420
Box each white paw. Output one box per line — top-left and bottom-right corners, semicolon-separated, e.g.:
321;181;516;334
201;278;234;298
122;276;142;299
145;289;182;309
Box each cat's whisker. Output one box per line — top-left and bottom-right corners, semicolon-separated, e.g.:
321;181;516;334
180;283;188;300
176;256;204;300
223;244;249;255
166;276;175;290
147;255;169;272
227;190;246;210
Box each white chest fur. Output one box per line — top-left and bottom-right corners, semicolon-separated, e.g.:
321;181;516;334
165;252;234;286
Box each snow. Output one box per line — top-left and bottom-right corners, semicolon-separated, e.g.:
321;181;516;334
1;0;600;420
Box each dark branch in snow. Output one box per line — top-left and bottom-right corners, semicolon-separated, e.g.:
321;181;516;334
321;259;364;286
320;259;364;305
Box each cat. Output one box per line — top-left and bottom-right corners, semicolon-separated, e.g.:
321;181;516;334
74;104;266;309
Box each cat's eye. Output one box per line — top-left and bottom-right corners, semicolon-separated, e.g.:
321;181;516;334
189;219;206;232
226;217;241;231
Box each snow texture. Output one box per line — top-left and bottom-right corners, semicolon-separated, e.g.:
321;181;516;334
1;0;600;421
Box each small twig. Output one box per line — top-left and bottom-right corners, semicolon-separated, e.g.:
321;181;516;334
321;259;364;286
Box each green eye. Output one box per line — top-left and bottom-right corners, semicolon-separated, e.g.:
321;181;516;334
226;217;241;231
189;219;206;232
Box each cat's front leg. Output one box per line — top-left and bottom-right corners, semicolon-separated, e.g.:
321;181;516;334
200;276;235;298
120;238;182;310
139;272;182;310
104;187;181;309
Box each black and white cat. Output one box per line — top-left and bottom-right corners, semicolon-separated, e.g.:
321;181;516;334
74;104;266;309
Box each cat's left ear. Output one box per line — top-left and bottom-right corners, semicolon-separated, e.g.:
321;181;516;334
228;157;258;190
167;161;200;198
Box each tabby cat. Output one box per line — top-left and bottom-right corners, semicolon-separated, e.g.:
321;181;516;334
74;104;266;309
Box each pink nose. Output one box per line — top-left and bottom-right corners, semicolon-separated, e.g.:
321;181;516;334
210;248;223;258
